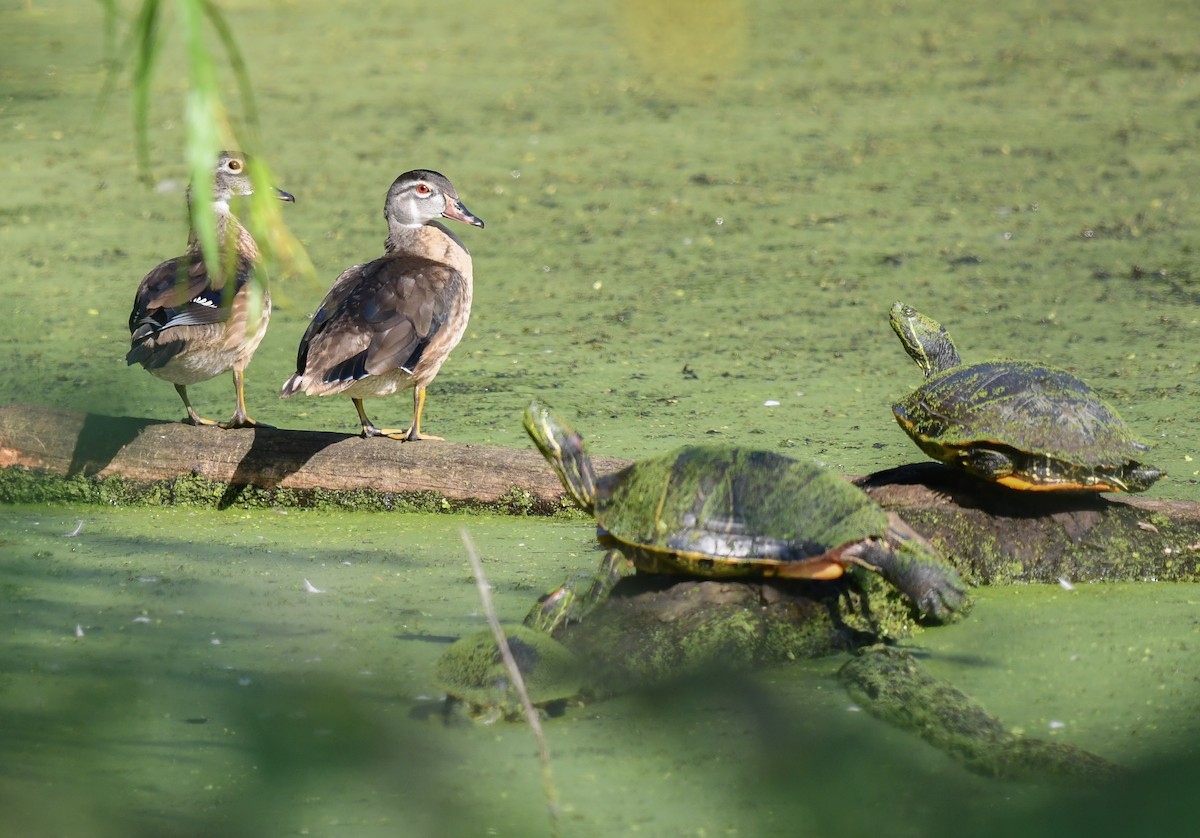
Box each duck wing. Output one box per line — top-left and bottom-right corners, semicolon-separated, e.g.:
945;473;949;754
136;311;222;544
126;253;255;367
286;254;468;392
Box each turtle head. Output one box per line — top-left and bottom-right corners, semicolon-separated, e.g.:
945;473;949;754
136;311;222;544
890;302;962;378
1117;462;1166;493
523;401;599;513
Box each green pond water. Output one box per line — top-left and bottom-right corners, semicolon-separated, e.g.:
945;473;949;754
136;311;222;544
4;505;1200;837
4;0;1200;834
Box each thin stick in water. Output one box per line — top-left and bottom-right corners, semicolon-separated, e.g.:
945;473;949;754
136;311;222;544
460;528;561;836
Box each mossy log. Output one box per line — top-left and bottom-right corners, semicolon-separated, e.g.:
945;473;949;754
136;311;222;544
2;403;1198;582
839;645;1121;781
0;403;626;511
550;573;916;698
857;463;1200;584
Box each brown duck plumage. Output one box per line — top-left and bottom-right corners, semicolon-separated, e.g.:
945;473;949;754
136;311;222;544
126;151;295;427
280;169;484;441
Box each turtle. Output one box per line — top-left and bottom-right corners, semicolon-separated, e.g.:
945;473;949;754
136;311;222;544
889;302;1164;493
434;624;582;723
523;400;969;625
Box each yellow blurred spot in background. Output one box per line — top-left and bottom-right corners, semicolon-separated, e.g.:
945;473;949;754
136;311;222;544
617;0;747;89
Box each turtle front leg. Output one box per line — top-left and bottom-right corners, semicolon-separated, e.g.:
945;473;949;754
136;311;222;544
957;448;1017;484
847;516;970;622
524;550;633;634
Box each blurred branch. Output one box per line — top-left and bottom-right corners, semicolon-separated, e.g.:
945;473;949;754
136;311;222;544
461;529;562;837
96;0;314;302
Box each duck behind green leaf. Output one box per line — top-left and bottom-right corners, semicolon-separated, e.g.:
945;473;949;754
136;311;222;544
127;151;294;428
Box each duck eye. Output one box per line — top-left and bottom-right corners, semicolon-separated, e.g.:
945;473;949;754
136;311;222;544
415;182;432;196
227;159;243;172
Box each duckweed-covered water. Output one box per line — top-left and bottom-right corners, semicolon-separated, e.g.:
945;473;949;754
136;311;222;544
5;504;1200;836
4;0;1200;834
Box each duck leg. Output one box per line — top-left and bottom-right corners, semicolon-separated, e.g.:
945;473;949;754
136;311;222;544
354;397;392;439
175;384;217;426
401;386;443;442
221;367;266;429
354;389;442;441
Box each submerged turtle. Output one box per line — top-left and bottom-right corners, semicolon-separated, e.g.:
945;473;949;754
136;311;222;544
889;302;1163;493
523;401;969;624
435;625;582;723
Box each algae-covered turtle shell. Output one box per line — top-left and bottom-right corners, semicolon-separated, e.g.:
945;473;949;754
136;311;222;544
890;302;1163;493
435;625;582;722
524;400;968;622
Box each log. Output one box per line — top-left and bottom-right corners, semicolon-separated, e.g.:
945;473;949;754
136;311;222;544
0;403;627;508
856;464;1200;583
2;403;1198;581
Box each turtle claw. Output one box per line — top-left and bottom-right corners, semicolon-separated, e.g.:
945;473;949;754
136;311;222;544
912;577;972;624
887;556;972;623
893;559;971;623
851;527;972;623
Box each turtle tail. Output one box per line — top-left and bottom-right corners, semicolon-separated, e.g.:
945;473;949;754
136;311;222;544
523;400;598;513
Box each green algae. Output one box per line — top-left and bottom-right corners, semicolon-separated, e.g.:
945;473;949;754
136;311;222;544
2;501;1200;836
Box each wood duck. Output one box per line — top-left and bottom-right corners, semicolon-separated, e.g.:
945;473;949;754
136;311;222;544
280;169;484;441
127;151;295;427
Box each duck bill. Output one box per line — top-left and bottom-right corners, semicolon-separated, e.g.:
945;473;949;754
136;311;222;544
442;198;484;228
275;188;296;203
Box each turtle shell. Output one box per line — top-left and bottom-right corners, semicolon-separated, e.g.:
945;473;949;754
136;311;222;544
893;360;1153;488
591;446;888;578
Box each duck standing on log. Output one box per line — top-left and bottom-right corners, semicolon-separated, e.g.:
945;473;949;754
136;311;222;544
127;151;295;428
280;169;484;441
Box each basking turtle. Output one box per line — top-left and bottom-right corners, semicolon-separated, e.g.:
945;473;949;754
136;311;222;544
889;302;1163;493
523;401;969;624
435;625;582;723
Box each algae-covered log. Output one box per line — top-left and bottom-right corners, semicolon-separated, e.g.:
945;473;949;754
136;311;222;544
839;645;1121;781
0;403;625;510
549;574;919;697
858;463;1200;584
3;404;1199;585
